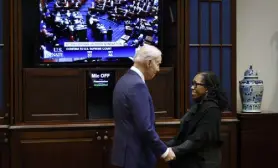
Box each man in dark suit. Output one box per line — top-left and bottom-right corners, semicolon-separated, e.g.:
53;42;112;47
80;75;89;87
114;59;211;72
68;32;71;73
111;44;176;168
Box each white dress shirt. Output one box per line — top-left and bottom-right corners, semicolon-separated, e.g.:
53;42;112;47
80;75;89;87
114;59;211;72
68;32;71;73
130;66;170;158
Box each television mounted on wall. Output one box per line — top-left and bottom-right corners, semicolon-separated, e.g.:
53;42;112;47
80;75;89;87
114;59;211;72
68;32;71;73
28;0;162;67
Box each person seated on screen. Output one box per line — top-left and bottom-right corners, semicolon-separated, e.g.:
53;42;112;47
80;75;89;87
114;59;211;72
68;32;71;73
110;0;114;7
132;0;135;6
107;26;113;41
69;0;74;5
102;1;106;10
131;39;139;47
41;25;54;38
138;34;144;42
114;0;121;5
64;1;69;8
65;10;70;17
114;6;118;13
88;15;98;26
39;2;43;12
139;24;146;31
151;16;158;27
40;20;46;29
136;6;143;15
135;0;140;6
54;0;61;9
145;2;152;12
91;1;95;8
73;1;81;9
45;9;51;19
166;71;229;168
55;12;62;23
151;5;158;15
123;8;128;17
153;0;159;6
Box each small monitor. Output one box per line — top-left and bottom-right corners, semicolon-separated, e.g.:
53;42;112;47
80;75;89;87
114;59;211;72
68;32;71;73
87;70;115;119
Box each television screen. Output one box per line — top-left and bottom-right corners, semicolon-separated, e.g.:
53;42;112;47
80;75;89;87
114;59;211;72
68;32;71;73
39;0;160;64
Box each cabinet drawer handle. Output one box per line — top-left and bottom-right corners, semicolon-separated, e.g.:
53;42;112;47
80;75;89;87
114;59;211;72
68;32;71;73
97;136;102;140
104;135;108;140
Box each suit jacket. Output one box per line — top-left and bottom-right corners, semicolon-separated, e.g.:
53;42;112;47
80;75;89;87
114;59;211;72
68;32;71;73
111;70;167;168
166;99;222;168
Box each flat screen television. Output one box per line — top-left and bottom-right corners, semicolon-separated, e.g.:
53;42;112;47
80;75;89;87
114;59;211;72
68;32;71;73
37;0;161;66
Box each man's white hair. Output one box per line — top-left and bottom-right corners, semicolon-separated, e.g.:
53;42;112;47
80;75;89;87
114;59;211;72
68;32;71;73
133;44;162;63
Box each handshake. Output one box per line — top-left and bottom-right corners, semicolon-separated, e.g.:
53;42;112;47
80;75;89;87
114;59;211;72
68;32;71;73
163;147;176;162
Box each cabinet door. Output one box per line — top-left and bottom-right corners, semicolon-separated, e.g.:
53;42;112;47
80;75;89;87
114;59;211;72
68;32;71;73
0;131;9;168
103;129;115;168
11;129;104;168
22;69;86;122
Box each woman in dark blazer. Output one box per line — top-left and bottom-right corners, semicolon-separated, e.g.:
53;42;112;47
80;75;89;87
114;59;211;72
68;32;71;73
166;71;229;168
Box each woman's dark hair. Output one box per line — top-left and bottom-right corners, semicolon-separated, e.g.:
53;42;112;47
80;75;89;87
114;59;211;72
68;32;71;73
199;71;230;111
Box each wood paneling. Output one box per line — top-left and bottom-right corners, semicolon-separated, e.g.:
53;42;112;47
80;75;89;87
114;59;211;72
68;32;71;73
22;68;86;122
0;0;10;125
146;68;175;118
176;0;187;117
238;112;278;168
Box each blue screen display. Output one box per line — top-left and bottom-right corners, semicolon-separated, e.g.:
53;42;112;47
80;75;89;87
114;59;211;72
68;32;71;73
39;0;159;63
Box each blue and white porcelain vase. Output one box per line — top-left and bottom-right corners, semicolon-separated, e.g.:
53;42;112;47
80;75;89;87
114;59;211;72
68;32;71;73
239;65;264;113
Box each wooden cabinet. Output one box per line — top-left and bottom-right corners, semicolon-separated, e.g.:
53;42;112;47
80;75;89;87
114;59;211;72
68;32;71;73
10;126;108;168
9;120;237;168
238;112;278;168
9;125;111;168
21;68;175;123
0;127;9;168
155;121;238;168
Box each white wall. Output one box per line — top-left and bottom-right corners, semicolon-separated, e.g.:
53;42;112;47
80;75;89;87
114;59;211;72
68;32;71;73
237;0;278;112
